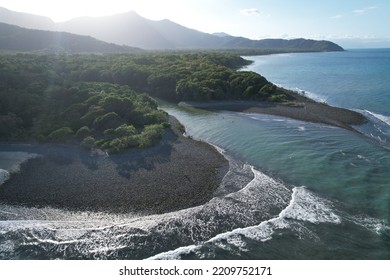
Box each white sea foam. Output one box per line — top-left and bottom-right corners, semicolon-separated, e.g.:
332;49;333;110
148;181;342;260
280;187;341;224
354;109;390;148
344;215;389;235
0;240;15;253
148;166;292;259
364;110;390;127
212;187;341;244
146;244;201;260
208;217;283;245
0;151;39;172
294;87;328;104
0;152;40;185
272;84;328;104
210;143;226;155
0;158;257;259
229;166;291;208
0;169;10;186
357;155;371;163
1;158;380;260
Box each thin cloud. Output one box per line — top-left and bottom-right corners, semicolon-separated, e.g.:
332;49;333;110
353;6;377;15
240;8;261;16
330;14;343;19
331;6;377;20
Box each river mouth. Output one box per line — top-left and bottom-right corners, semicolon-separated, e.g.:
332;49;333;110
1;155;387;259
1;110;389;259
0;146;291;259
2;48;390;259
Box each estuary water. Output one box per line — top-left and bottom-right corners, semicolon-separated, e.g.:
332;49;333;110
0;49;389;259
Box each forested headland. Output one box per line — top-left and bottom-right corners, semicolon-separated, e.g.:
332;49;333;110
0;52;286;153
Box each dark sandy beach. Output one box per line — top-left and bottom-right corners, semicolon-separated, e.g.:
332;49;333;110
0;90;367;214
180;89;367;131
0;117;229;214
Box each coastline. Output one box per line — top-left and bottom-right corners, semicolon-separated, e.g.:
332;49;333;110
0;89;369;214
0;117;229;214
179;89;367;132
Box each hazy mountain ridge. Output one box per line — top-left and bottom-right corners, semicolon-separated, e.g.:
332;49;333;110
0;6;55;30
0;22;142;53
0;6;344;51
56;11;174;49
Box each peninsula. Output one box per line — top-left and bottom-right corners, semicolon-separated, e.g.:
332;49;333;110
0;51;367;213
180;88;367;132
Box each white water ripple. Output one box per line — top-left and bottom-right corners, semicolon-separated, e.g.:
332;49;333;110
148;186;342;260
0;169;10;186
0;156;386;260
0;151;40;186
364;110;390;127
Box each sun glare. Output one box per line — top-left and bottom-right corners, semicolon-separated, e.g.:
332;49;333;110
0;0;191;22
0;0;203;22
0;0;140;21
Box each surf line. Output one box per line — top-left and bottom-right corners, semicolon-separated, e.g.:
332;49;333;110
147;185;342;260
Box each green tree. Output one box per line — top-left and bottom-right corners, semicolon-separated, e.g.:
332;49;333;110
48;127;74;142
93;112;124;131
75;126;91;140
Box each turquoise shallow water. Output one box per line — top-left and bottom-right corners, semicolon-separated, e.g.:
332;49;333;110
241;49;390;217
1;50;389;259
153;49;390;259
157;104;390;259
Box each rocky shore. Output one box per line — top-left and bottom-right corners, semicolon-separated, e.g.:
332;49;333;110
0;117;229;214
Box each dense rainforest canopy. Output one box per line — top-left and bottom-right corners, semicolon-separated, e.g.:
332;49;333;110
0;52;286;152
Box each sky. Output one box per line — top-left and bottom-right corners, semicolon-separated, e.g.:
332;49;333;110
0;0;389;48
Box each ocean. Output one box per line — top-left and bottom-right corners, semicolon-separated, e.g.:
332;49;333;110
1;49;389;259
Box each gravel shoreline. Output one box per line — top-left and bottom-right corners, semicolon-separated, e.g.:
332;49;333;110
1;90;366;214
180;90;367;132
0;117;229;214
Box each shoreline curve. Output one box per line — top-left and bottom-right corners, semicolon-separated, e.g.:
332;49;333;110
179;89;367;132
0;117;229;214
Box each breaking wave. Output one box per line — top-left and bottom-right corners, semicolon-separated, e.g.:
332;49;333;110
148;186;342;260
0;152;40;186
0;148;387;260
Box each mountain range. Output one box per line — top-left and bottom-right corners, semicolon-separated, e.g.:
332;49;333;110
0;6;344;52
0;22;141;53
